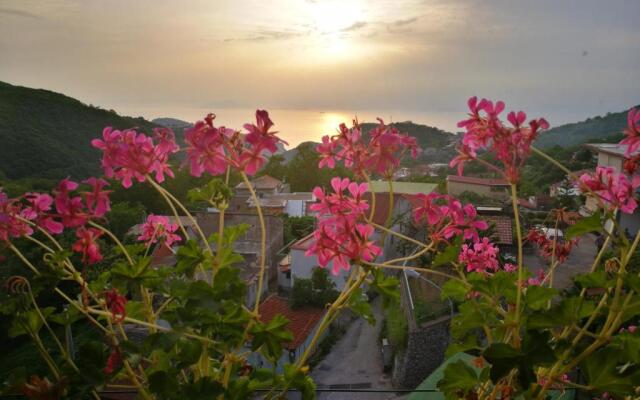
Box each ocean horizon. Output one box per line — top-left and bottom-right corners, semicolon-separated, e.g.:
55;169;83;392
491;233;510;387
127;105;597;149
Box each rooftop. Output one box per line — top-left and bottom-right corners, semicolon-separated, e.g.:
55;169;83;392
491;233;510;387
235;174;284;190
446;175;509;186
368;180;437;195
258;295;325;350
584;143;639;159
291;233;314;251
483;215;513;245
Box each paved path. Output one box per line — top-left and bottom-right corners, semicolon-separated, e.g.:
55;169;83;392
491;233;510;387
310;297;396;400
523;233;597;289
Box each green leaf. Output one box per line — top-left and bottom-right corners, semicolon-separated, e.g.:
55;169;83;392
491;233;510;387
574;270;613;289
149;370;179;397
188;178;232;209
48;306;83;326
441;279;468;302
582;347;640;395
176;239;210;278
124;301;147;321
483;343;521;382
566;211;602;239
525;286;557;310
8;307;55;338
370;268;399;306
250;314;294;362
433;239;462;267
348;288;375;325
176;338;203;368
445;335;480;358
528;297;595;329
610;333;640;363
437;359;479;397
283;364;316;400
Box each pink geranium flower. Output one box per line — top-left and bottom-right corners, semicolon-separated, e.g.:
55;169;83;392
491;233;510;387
458;237;500;273
453;96;549;183
72;227;103;264
82;177;111;218
0;190;33;241
620;108;640;156
306;177;380;275
315;118;417;178
23;193;64;234
413;194;488;244
54;179;87;228
579;167;640;214
137;214;182;247
184;110;284;177
104;288;127;324
92;127;177;188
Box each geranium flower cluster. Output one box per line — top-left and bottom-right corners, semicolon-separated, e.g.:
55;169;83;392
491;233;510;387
620;108;640;156
92;127;178;188
526;229;577;264
137;214;182;247
0;178;112;265
184;110;286;177
412;193;489;243
451;97;549;183
458;237;500;273
316;118;418;178
306;177;380;275
579;166;640;214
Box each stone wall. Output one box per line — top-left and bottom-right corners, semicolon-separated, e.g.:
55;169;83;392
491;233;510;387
391;314;452;389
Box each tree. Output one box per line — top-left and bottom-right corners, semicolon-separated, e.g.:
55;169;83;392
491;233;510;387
286;142;352;192
259;154;287;181
290;267;339;309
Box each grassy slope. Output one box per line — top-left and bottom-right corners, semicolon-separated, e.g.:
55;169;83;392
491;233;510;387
0;81;157;180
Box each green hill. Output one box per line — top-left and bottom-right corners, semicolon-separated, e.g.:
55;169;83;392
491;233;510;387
360;120;454;149
534;106;636;148
0;81;157;180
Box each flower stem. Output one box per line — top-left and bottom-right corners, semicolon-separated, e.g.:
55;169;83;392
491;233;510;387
240;172;267;314
510;183;524;348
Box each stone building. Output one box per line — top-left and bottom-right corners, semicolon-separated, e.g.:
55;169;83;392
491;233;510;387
446;175;510;201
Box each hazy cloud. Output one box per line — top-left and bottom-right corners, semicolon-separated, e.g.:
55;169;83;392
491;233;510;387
341;21;368;32
0;7;42;19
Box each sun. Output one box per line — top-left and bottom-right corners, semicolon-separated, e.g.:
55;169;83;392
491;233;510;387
311;1;363;33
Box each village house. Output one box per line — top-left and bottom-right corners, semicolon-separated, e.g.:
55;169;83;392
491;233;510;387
248;295;326;373
583;143;640;233
281;181;438;292
446;175;510;201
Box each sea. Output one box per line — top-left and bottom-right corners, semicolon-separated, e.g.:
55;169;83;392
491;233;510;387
132;106;593;149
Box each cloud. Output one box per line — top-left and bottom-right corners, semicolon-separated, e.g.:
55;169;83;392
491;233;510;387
341;21;368;32
224;29;309;42
389;16;418;27
0;7;43;20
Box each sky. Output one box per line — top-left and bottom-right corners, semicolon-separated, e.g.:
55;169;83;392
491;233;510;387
1;0;639;144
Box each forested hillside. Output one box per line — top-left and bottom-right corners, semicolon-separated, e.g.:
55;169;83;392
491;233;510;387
534;106;635;148
0;81;157;180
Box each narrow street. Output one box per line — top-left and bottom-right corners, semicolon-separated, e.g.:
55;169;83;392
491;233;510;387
310;297;396;400
523;233;598;289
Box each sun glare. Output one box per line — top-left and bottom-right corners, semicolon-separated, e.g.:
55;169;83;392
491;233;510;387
311;1;363;33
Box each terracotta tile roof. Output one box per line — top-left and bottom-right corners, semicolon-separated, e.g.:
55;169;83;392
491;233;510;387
291;233;314;251
258;295;325;350
483;215;513;245
446;175;509;186
235;174;283;190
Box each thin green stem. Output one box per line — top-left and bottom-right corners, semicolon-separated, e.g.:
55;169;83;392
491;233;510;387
88;220;134;266
240;172;267;314
510;184;524;336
